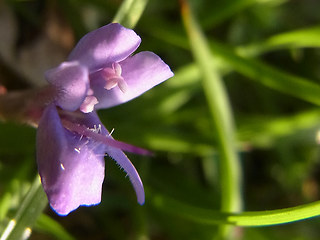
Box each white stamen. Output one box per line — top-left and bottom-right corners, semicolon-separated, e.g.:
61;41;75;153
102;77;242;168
74;147;81;153
104;78;119;90
60;163;65;170
80;95;99;113
113;62;122;76
117;77;128;93
102;62;127;93
109;128;115;136
89;124;102;133
97;124;102;133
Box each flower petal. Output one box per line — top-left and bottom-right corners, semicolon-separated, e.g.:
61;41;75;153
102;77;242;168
64;111;145;204
59;110;145;205
92;51;174;109
68;23;141;72
45;61;89;111
36;104;105;215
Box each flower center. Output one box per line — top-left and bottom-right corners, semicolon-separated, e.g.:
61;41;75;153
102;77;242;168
80;95;98;113
101;62;128;93
79;89;98;113
79;62;128;114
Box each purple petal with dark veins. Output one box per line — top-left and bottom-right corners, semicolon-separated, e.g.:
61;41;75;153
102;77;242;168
68;23;141;72
36;104;105;215
91;51;174;109
45;61;89;111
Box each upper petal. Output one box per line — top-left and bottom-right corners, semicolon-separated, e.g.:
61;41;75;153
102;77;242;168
36;104;105;215
68;23;141;72
92;51;174;109
45;61;89;111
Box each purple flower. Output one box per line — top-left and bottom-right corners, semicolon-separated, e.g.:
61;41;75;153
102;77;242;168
36;23;173;215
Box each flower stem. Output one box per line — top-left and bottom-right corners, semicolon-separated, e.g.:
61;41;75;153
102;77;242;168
0;86;56;126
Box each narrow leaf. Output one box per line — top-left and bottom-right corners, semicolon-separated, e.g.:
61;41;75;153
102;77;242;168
149;25;320;106
0;176;47;240
180;0;242;237
180;0;242;212
211;40;320;106
151;191;320;227
238;25;320;56
113;0;149;29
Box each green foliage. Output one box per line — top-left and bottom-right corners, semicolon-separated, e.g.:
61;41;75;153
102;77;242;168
2;0;320;239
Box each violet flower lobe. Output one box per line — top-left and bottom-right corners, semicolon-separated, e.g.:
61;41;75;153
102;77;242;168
36;23;173;216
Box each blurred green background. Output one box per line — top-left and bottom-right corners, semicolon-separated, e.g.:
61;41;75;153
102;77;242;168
2;0;320;239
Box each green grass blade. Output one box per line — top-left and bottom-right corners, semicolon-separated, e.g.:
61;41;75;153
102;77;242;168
237;108;320;148
149;25;320;106
0;176;47;240
181;0;242;212
238;25;320;56
201;0;265;28
180;1;242;238
210;40;320;106
113;0;148;28
151;191;320;227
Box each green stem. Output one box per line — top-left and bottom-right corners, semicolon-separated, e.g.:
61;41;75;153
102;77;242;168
180;1;242;239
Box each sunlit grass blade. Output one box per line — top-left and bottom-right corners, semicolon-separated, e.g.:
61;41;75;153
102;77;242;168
180;0;242;238
113;0;148;28
0;176;47;240
0;192;11;223
0;168;30;222
150;191;320;227
149;24;320;106
210;40;320;106
145;132;213;155
201;0;282;29
165;63;200;88
237;25;320;56
238;108;320;148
